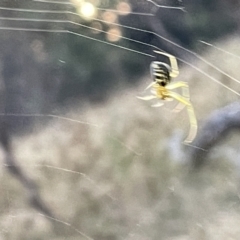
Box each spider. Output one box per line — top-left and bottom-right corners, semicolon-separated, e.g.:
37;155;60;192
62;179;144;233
137;50;197;143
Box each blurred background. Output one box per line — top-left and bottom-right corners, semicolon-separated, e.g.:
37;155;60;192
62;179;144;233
0;0;240;239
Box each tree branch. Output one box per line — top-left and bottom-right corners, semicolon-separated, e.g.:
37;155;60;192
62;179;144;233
0;121;55;217
188;101;240;168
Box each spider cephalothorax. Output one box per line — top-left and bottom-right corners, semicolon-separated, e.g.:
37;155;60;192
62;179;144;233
137;50;197;143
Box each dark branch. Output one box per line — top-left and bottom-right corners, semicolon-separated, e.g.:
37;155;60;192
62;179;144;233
188;101;240;168
0;120;55;218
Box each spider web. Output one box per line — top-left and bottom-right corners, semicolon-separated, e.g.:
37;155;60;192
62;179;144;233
0;0;240;239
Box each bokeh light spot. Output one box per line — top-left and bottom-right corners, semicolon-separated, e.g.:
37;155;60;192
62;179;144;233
91;22;103;34
107;28;122;42
78;2;96;20
102;11;118;24
116;2;131;15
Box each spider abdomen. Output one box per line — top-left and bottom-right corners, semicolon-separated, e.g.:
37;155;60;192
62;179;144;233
150;61;171;86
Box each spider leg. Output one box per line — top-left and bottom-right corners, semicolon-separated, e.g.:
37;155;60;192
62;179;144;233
137;94;163;107
137;95;157;100
167;91;190;106
184;105;198;143
166;82;190;113
153;50;179;78
137;82;160;101
165;81;188;90
145;82;155;90
167;91;197;143
151;102;164;107
172;102;186;113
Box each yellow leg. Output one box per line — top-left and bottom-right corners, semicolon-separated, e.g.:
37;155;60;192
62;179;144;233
137;95;157;100
172;102;186;113
137;82;162;102
153;50;179;78
151;102;164;107
167;91;190;106
166;82;190;113
184;105;198;143
145;82;155;90
166;81;188;90
137;95;163;108
167;91;197;143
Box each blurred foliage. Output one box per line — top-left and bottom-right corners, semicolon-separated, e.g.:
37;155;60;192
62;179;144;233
184;0;238;45
1;35;240;238
0;0;239;113
0;3;240;238
49;0;150;104
53;0;239;104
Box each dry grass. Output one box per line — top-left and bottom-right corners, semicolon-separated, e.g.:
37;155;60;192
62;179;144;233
0;35;240;239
